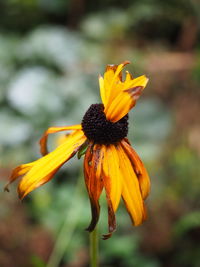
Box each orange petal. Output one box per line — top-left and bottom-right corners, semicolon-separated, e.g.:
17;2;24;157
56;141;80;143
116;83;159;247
102;194;116;240
99;75;106;105
101;61;130;108
105;75;149;122
84;144;104;232
118;143;146;226
40;124;82;156
121;139;150;200
101;144;123;238
102;144;122;212
18;130;86;199
4;162;35;192
125;70;134;83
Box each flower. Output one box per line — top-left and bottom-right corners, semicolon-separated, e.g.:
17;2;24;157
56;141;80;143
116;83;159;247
5;61;150;239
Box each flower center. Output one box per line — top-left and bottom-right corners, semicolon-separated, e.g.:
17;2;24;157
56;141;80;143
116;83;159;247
81;104;128;144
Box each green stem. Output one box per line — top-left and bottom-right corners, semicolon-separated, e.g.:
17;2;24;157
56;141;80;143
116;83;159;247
90;227;99;267
46;176;83;267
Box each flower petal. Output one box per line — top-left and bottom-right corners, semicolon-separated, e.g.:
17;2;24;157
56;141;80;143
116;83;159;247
99;75;105;105
101;61;130;108
4;162;35;192
121;139;150;200
102;195;116;240
105;75;149;122
40;124;82;156
101;144;123;238
102;144;122;212
118;143;147;226
18;130;86;199
84;144;104;232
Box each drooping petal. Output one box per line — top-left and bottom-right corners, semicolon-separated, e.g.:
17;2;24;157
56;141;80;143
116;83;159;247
121;139;150;200
102;194;116;240
118;143;147;226
102;144;122;211
102;144;123;238
18;130;86;199
40;124;82;156
84;144;104;232
4;162;35;192
105;75;149;122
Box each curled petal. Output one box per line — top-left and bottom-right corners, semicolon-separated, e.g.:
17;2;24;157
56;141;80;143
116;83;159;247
4;162;35;192
105;75;148;122
100;61;130;108
102;196;116;240
121;139;150;200
40;124;82;156
84;144;104;232
18;130;86;199
125;70;134;82
118;143;147;226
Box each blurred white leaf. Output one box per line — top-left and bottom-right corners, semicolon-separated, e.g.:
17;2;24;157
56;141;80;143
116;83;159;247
0;111;31;145
7;67;64;116
18;26;84;72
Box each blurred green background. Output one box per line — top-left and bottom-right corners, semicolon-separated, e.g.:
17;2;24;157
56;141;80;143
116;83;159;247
0;0;200;266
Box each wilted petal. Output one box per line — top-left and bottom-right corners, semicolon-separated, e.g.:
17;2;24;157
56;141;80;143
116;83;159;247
84;144;104;232
18;130;86;199
105;75;148;122
40;124;82;156
102;144;122;211
102;195;116;240
102;144;123;238
100;61;130;107
118;143;147;226
121;139;150;200
4;162;35;192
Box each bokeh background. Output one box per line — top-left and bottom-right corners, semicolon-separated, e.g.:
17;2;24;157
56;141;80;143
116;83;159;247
0;0;200;266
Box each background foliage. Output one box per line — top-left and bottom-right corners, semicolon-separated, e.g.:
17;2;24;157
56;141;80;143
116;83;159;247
0;0;200;266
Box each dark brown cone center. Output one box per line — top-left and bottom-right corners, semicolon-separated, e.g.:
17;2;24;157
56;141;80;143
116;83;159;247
81;104;128;144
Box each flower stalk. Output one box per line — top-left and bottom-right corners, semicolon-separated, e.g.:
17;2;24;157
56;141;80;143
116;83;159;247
46;174;83;267
90;227;99;267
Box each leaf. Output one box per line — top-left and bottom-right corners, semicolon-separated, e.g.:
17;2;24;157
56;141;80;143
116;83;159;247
77;140;89;159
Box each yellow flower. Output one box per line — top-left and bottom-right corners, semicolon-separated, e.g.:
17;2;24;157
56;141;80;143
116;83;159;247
5;61;150;239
